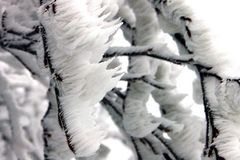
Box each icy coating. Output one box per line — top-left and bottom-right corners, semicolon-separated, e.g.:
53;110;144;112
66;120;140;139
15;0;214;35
39;0;122;157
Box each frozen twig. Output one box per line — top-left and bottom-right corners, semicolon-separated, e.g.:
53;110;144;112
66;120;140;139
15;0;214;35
121;73;174;90
105;46;194;65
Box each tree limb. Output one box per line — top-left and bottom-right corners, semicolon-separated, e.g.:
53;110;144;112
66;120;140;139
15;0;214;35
105;46;194;65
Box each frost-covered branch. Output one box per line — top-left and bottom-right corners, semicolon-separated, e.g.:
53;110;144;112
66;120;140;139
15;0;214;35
39;0;122;157
120;0;185;140
105;46;194;65
0;3;46;85
121;74;174;90
149;0;240;159
102;92;179;160
1;0;239;160
0;9;38;55
151;61;204;160
41;87;74;160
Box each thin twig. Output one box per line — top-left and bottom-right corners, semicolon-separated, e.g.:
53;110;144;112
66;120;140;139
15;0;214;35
140;138;159;155
101;97;122;118
121;74;173;90
39;25;51;69
111;88;126;99
132;138;143;160
152;131;181;160
1;9;7;32
102;94;179;160
3;48;37;76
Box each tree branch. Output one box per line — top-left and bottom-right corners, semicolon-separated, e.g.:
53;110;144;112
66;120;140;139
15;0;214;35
105;46;194;65
102;93;179;160
121;74;174;90
152;131;181;160
39;24;76;154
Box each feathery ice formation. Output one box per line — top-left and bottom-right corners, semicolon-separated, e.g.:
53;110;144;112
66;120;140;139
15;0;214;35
123;0;183;138
39;0;122;157
150;0;240;159
151;0;240;78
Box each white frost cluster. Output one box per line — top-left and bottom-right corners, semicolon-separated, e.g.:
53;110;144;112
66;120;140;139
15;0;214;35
153;0;240;159
123;0;181;138
152;64;204;160
39;0;122;157
205;78;240;160
154;0;240;78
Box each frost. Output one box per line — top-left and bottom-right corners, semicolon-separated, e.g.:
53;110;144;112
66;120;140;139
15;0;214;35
1;0;240;159
153;0;240;78
150;0;240;159
39;0;122;157
122;0;186;138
